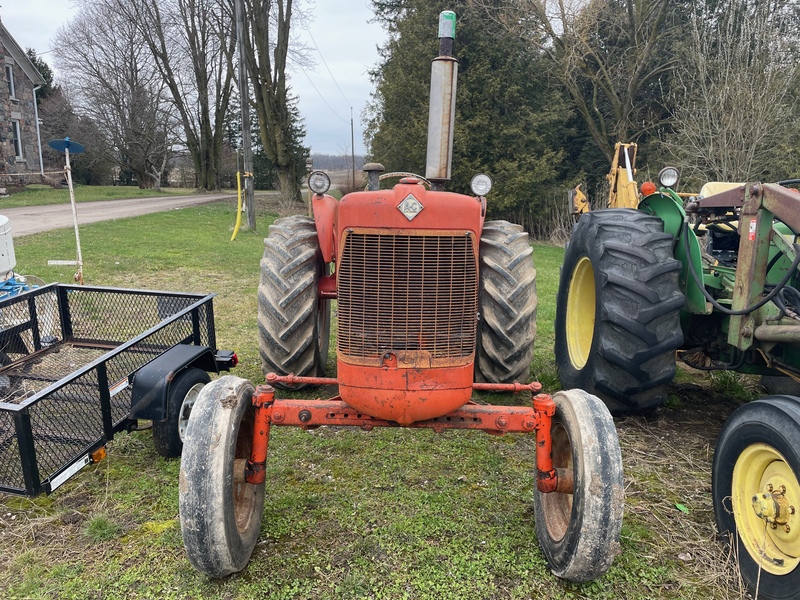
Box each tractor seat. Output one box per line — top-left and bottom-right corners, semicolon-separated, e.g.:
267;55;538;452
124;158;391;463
698;181;744;199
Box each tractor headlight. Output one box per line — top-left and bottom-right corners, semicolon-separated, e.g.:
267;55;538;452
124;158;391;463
470;174;492;196
308;170;331;194
658;167;680;189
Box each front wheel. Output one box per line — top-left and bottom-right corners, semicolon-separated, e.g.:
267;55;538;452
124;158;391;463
152;367;210;458
179;376;265;578
534;389;624;582
555;209;684;413
712;396;800;599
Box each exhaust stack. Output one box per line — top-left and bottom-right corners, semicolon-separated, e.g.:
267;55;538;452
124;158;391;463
425;11;458;190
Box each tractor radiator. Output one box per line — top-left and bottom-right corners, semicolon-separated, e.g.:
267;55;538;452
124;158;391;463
337;230;478;365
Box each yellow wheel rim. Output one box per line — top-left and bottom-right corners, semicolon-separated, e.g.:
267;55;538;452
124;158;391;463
732;443;800;575
565;256;595;369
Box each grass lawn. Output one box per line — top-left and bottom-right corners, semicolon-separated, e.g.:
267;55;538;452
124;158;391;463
0;200;751;599
0;184;201;208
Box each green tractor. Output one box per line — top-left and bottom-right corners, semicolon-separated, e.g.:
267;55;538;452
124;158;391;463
555;170;800;598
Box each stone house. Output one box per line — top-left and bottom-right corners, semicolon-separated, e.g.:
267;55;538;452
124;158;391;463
0;18;45;182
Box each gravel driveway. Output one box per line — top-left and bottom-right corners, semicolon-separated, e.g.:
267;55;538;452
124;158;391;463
1;193;234;237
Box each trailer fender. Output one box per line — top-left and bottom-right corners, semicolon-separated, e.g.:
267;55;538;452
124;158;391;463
130;345;218;421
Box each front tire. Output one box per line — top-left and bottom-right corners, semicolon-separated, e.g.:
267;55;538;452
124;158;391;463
534;389;624;582
475;220;537;383
258;216;331;388
152;367;210;458
179;376;265;578
555;209;684;413
712;396;800;599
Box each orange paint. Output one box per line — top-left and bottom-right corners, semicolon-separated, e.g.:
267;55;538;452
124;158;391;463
312;193;338;263
337;361;473;425
337;182;484;235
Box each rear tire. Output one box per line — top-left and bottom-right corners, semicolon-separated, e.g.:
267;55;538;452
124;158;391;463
534;389;624;582
475;220;537;383
152;367;210;459
555;209;684;413
179;376;265;577
258;216;331;389
712;396;800;599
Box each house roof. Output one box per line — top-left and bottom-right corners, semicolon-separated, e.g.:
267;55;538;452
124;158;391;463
0;19;46;86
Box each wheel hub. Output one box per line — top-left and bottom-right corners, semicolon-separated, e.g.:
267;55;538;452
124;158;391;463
178;383;205;443
752;487;793;528
733;443;800;574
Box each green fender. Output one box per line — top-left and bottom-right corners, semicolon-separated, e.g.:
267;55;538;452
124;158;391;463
638;190;710;315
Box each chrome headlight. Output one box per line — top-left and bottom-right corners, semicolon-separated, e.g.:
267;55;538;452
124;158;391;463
470;174;492;196
658;167;680;189
308;170;331;194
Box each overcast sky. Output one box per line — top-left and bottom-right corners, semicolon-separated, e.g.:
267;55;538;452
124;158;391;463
0;1;387;155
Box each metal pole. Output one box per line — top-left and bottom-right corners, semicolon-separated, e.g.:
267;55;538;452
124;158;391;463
63;147;84;284
350;107;355;190
235;0;256;231
33;86;44;176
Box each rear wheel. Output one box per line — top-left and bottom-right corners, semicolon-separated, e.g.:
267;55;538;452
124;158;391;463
555;209;684;413
713;396;800;599
179;376;265;577
534;389;624;582
475;220;537;383
152;367;210;458
258;216;331;389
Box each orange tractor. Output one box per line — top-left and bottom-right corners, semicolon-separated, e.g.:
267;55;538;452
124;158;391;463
178;11;624;582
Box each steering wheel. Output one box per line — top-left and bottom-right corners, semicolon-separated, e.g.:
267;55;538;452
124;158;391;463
367;172;432;190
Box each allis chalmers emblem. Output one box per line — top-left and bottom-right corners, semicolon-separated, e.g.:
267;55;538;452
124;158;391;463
397;194;424;221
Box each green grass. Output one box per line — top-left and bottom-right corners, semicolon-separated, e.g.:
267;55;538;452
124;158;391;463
0;184;200;208
0;202;746;599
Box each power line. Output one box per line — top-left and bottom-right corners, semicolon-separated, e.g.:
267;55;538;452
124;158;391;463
298;65;349;124
298;15;352;110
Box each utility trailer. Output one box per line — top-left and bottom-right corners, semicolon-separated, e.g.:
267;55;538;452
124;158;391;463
0;284;236;497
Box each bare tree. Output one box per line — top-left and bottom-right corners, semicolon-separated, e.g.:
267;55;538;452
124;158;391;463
664;0;799;183
54;10;178;188
473;0;682;161
91;0;237;191
237;0;305;202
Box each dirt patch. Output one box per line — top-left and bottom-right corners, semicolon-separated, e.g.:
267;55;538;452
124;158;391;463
616;381;748;597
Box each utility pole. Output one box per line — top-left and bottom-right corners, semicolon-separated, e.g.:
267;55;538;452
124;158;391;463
350;107;355;190
235;0;256;231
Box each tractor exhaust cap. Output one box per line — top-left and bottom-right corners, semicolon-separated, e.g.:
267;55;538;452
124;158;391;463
425;11;458;190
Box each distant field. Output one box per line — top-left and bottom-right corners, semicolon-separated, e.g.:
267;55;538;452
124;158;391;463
0;184;200;208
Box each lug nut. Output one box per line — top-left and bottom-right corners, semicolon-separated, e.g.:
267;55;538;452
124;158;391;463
767;483;774;492
785;525;791;533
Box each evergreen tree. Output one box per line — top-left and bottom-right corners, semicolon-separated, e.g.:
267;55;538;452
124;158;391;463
26;49;58;100
366;1;572;231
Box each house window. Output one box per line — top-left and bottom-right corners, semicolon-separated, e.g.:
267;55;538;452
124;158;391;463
5;65;15;99
11;120;23;159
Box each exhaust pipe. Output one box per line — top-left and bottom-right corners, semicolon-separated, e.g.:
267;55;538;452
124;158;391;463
425;11;458;190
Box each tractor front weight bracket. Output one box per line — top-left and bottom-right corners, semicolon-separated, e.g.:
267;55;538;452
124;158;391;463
252;378;562;494
245;385;275;485
533;393;559;493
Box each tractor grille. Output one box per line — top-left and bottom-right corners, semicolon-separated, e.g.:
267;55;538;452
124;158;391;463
337;231;478;363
